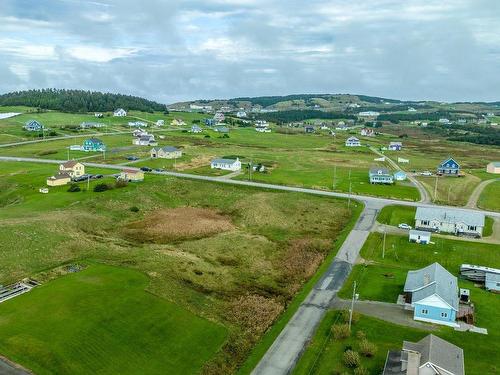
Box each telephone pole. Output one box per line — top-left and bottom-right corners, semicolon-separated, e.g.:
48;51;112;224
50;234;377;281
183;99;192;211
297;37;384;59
382;229;386;259
333;165;337;189
348;181;352;209
349;281;358;330
434;175;438;202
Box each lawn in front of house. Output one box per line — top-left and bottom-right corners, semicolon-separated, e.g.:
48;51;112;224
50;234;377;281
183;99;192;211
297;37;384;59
477;180;500;212
0;263;227;375
376;205;417;227
416;174;481;206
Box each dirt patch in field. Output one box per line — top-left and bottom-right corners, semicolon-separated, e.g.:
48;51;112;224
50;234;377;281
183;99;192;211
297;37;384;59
175;155;214;170
124;207;235;243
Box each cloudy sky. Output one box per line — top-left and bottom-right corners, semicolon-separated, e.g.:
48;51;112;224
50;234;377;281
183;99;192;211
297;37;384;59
1;0;499;104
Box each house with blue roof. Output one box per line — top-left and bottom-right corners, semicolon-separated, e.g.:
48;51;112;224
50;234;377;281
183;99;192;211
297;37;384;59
403;263;459;327
437;157;460;175
23;120;44;132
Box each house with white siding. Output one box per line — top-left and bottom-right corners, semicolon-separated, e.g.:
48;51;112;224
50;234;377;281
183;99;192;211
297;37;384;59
150;146;182;159
113;108;127;117
345;136;361;147
415;207;485;237
211;158;241;171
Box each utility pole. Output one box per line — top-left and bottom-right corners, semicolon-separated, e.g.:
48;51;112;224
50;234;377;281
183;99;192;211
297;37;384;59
333;165;337;189
349;281;358;330
447;185;451;203
348;181;352;208
67;148;70;161
434;175;438;202
382;229;386;259
87;175;90;191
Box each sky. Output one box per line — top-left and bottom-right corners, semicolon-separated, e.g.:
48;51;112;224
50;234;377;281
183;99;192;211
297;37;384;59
0;0;499;104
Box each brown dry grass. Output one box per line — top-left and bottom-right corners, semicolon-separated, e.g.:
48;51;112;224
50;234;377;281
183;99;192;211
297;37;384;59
124;207;235;243
175;155;214;170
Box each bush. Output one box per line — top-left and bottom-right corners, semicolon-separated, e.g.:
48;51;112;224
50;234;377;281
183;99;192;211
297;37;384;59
331;323;350;340
204;134;211;138
343;350;360;368
356;330;366;340
222;133;229;138
115;180;128;189
93;183;110;192
340;309;360;325
36;149;58;156
129;206;140;213
359;339;377;357
353;367;368;375
67;183;81;192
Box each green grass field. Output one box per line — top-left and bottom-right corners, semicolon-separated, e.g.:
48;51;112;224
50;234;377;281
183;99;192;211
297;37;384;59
376;205;417;226
0;263;227;375
477;180;500;212
0;160;359;374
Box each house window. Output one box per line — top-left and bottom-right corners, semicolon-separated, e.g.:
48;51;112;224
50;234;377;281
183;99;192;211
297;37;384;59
420;220;430;226
468;225;477;231
441;312;448;318
421;309;428;315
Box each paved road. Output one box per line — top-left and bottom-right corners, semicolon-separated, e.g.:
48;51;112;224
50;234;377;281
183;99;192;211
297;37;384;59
369;146;431;203
251;204;379;375
1;156;499;219
466;178;498;208
0;359;30;375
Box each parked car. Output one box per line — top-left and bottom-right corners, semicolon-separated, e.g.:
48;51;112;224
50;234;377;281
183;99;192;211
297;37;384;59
126;156;139;161
140;167;153;172
91;174;104;179
154;168;164;172
398;223;412;230
73;174;90;182
421;171;432;176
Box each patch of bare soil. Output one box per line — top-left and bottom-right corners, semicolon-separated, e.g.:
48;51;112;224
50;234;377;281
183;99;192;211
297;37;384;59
124;207;235;243
175;155;214;170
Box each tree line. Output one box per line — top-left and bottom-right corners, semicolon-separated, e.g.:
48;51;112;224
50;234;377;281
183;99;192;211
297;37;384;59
0;89;168;113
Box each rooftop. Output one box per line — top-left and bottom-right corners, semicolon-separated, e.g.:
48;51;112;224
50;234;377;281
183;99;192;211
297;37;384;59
415;207;485;227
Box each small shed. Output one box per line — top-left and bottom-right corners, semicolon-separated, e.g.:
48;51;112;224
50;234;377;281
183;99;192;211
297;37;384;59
409;229;431;244
485;272;500;292
393;170;407;181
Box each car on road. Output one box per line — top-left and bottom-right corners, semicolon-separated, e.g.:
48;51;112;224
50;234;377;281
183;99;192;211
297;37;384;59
140;167;153;172
126;156;139;161
421;171;432;176
154;168;164;172
398;223;412;230
91;174;104;179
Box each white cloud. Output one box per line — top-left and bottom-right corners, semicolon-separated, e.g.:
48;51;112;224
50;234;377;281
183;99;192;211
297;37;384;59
66;46;140;62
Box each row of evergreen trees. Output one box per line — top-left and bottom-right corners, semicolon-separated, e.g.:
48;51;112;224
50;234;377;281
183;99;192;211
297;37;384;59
0;89;167;113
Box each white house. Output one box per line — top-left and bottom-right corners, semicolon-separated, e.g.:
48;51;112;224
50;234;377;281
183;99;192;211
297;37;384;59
345;136;361;147
211;158;241;171
113;108;127;117
256;126;271;133
191;125;203;133
409;230;431;244
128;121;147;127
214;112;225;122
358;111;380;117
156;119;165;126
415;207;485;237
59;160;85;178
236;111;247;118
171;118;186;126
439;118;450;124
133;134;157;146
151;146;182;159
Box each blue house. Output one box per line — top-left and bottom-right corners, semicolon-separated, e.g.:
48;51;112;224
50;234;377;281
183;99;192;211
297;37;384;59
393;170;407;181
403;263;459;327
82;138;106;152
24;120;44;132
369;167;394;184
205;118;215;126
437;157;460;175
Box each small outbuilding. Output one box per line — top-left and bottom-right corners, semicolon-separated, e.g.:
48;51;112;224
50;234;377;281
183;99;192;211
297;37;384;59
486;161;500;174
119;169;144;182
47;173;71;186
485;272;500;292
409;229;431;244
393;170;407;181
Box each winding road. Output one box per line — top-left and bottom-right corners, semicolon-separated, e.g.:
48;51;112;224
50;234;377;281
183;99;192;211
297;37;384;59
466;178;498;208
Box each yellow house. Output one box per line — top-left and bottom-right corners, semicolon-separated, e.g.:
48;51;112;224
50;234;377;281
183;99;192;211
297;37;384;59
486;162;500;174
47;173;71;186
119;169;144;182
60;160;85;178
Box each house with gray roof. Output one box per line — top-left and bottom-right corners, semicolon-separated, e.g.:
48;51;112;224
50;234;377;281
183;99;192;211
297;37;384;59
485;272;500;292
403;262;459;327
150;146;182;159
369;167;394;184
415;207;485;237
383;334;464;375
211;158;241;171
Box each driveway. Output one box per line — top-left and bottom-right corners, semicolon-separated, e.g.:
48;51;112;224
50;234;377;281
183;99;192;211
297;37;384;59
331;298;436;331
466;178;498;208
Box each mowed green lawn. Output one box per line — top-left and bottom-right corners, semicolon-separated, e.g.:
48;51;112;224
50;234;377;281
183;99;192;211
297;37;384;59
478;180;500;212
0;263;227;375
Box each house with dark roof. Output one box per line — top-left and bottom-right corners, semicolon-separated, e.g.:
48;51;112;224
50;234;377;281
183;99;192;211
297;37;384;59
345;136;361;147
389;141;402;151
369;167;394;184
113;108;127;117
437;157;460;175
383;334;464;375
211;158;241;171
23;120;44;132
415;207;485;237
150;146;182;159
403;263;459;327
